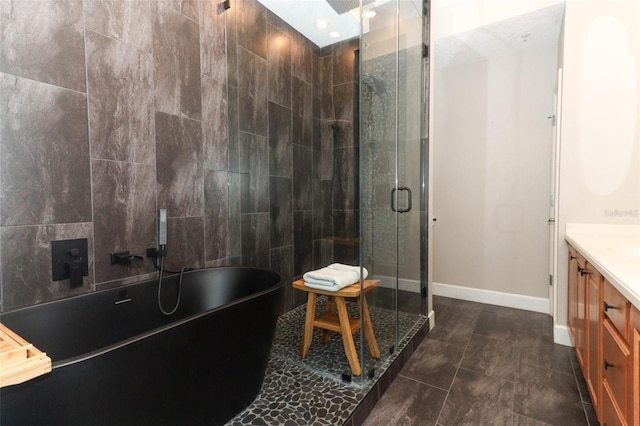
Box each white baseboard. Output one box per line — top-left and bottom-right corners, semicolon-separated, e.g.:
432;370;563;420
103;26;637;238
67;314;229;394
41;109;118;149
554;325;573;347
433;282;550;314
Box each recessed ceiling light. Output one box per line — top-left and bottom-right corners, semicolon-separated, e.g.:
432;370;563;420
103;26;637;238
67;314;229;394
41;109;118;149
329;31;340;38
364;10;377;18
315;19;329;29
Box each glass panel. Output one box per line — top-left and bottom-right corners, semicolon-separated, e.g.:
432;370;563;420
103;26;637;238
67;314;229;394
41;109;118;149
358;0;424;387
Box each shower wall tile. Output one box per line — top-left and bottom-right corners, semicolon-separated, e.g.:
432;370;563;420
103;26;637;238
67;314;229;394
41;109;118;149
333;38;357;86
200;0;226;83
313;238;333;270
224;0;238;88
292;77;313;146
267;25;291;107
333;120;354;149
159;0;200;21
92;160;156;283
320;55;334;120
312;54;321;119
153;3;202;120
239;132;269;213
155;112;204;217
270;245;293;312
270;177;292;248
228;172;242;258
333;83;355;123
0;222;94;311
313;120;333;180
313;179;333;240
333;209;358;265
294;210;312;277
0;75;91;226
227;85;240;172
164;216;205;271
269;102;292;178
202;75;228;171
0;0;86;92
205;170;229;262
291;32;312;84
293;144;312;210
237;47;268;136
84;0;153;53
236;0;267;59
334;146;358;211
86;30;155;164
241;213;270;269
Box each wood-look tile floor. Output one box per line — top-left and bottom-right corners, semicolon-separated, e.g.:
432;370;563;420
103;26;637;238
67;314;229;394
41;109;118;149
361;296;598;426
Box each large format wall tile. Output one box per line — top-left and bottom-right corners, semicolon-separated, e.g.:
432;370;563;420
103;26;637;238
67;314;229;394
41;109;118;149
0;75;91;226
0;0;86;91
164;216;204;271
204;170;229;262
227;85;240;172
155;112;204;217
86;30;154;164
239;132;269;213
270;245;293;312
84;0;152;53
237;47;268;136
202;75;228;171
270;177;292;248
333;39;357;86
291;31;312;84
293;144;312;210
200;0;226;83
236;0;267;59
269;102;292;177
228;172;242;258
0;223;94;311
313;121;333;180
267;25;291;107
241;213;270;269
312;179;332;240
92;160;156;283
153;3;202;120
292;77;313;146
293;210;312;277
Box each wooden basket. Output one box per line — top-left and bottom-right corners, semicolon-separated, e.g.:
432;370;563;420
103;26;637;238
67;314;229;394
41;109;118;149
0;323;52;387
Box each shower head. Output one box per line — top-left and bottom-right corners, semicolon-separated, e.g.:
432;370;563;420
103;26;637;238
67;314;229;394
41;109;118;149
362;74;385;94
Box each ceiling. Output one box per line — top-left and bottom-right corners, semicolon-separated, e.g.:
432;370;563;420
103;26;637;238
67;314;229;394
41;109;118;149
256;0;394;47
434;3;566;69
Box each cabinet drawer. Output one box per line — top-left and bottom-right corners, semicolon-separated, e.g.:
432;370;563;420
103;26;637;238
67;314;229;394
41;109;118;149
603;280;630;340
603;319;630;421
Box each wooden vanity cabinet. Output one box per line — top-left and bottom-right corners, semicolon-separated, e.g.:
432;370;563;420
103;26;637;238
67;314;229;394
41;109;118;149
585;265;602;412
568;247;587;369
567;243;638;426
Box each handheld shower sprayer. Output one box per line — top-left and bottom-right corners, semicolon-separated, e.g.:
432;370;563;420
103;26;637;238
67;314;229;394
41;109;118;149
158;209;167;248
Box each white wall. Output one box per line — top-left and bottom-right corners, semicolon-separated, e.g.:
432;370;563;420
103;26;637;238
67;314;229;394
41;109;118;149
433;45;558;300
555;0;640;335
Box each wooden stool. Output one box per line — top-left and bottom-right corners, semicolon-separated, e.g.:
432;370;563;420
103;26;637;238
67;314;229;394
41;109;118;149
292;279;380;376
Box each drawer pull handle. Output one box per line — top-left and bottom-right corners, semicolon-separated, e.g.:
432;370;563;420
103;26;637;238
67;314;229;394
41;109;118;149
603;301;617;312
604;359;614;370
570;255;577;260
580;268;591;277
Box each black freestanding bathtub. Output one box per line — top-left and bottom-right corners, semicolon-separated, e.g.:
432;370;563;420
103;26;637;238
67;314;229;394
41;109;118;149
0;267;285;425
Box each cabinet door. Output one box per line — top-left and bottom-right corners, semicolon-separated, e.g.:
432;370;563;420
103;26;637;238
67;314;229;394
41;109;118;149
602;319;630;422
585;264;602;413
568;247;578;341
576;253;587;369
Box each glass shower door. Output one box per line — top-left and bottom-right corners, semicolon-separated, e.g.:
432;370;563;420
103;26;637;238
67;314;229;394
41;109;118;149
358;0;425;386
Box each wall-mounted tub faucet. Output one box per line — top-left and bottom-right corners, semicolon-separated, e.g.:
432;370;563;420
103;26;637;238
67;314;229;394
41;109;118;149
110;251;144;265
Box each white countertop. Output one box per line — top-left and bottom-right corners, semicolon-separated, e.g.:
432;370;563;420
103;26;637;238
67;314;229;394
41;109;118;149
565;223;640;310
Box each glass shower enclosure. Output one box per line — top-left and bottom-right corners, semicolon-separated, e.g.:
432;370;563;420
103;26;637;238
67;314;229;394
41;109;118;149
355;0;427;387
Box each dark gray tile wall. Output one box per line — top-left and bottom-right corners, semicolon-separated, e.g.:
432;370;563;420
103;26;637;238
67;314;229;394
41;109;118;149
0;0;359;314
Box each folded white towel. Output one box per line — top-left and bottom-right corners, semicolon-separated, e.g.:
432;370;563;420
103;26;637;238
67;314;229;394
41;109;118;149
303;263;369;292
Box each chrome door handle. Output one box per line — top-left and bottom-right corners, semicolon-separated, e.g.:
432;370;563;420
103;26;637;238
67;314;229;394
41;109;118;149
391;187;412;213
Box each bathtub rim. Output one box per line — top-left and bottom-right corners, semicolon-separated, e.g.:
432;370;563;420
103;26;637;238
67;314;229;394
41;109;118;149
1;266;285;370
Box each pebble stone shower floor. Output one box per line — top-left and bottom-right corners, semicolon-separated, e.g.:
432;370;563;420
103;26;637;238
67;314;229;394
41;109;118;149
227;299;426;425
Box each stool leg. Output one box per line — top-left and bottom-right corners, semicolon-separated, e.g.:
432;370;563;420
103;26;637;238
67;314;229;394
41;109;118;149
321;296;335;344
359;295;380;358
336;297;361;376
300;292;317;358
